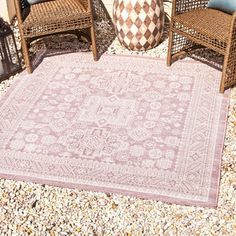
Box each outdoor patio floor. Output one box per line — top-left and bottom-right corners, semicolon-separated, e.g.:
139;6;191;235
0;19;236;235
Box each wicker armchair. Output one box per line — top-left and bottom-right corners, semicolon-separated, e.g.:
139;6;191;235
167;0;236;93
14;0;98;73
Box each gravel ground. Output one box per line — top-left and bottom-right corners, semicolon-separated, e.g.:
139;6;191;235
0;17;236;236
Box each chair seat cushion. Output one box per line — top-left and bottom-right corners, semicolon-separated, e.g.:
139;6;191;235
172;9;232;43
208;0;236;15
23;0;91;37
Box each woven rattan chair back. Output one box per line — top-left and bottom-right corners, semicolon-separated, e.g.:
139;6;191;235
14;0;98;73
167;0;236;93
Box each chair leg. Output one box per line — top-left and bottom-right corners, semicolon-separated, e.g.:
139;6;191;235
219;75;225;93
167;29;174;67
220;57;229;93
90;25;98;61
21;37;32;73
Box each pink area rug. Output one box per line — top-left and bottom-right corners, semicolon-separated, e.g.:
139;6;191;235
0;53;229;207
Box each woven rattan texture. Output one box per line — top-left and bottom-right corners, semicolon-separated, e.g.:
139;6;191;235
175;0;208;13
172;9;231;54
23;0;91;37
14;0;98;72
170;32;195;55
168;0;236;92
223;15;236;88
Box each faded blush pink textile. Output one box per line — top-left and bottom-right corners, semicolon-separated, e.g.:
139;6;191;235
0;54;229;207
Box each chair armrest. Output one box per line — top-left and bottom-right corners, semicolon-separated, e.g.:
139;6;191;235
172;0;209;16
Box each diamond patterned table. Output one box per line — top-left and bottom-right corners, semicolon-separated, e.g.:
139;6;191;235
113;0;164;51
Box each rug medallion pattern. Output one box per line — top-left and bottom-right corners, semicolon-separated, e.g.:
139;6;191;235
0;54;229;207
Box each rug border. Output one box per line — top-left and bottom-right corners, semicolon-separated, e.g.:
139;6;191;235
210;90;230;207
0;52;231;208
